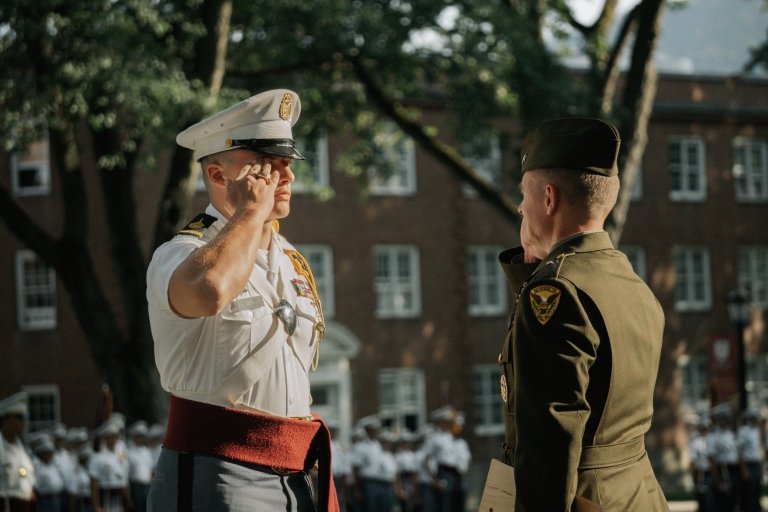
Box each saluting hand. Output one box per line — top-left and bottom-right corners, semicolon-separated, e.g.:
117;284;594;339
225;159;279;219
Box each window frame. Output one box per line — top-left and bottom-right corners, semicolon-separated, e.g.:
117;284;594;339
22;384;61;432
737;246;768;308
461;132;502;198
15;249;57;330
673;246;712;312
733;137;768;202
11;137;52;197
378;367;426;433
373;245;422;318
368;123;417;196
668;136;707;202
467;245;507;316
473;364;505;435
292;133;331;193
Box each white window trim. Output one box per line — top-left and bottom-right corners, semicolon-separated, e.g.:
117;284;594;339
373;245;422;318
733;137;768;202
473;364;505;436
468;245;507;316
11;154;51;197
294;244;335;318
293;133;331;193
668;136;706;202
673;246;712;312
22;384;61;432
738;246;768;308
15;250;57;330
461;133;502;198
676;355;709;420
369;124;417;196
378;367;426;432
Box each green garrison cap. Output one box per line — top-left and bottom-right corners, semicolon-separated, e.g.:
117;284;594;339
521;117;621;176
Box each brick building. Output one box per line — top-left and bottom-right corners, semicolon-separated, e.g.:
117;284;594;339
1;73;767;496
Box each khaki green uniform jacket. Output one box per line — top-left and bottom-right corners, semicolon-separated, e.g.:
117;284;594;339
499;232;669;511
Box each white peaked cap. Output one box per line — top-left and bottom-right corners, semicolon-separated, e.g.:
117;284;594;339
176;89;305;161
0;391;28;418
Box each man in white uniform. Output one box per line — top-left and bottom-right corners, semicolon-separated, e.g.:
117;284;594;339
0;392;36;512
146;89;337;512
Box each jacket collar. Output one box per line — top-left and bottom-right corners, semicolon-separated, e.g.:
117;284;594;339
542;231;614;265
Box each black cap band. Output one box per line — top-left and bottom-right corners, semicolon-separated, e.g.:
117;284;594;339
229;138;305;160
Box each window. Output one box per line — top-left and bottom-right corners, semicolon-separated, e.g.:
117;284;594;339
15;250;57;330
368;123;417;195
673;246;712;311
378;367;425;433
668;136;706;201
473;364;504;435
374;245;421;318
468;245;507;316
738;246;768;308
747;354;768;410
461;133;502;198
733;137;768;201
620;245;647;281
22;385;60;432
295;244;335;318
11;138;51;197
677;355;708;419
293;133;330;193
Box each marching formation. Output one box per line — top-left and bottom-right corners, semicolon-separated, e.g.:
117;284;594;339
688;404;765;512
330;406;470;512
0;391;164;512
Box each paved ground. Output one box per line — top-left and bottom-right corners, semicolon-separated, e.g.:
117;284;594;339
668;497;768;511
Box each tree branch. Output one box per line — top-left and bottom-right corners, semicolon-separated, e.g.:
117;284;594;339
600;3;641;114
348;55;521;225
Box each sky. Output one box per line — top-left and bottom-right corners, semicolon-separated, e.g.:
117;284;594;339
567;0;768;75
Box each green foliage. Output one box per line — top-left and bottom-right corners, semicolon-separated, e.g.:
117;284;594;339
0;0;209;162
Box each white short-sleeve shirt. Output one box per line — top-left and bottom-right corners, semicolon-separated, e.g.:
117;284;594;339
147;205;321;417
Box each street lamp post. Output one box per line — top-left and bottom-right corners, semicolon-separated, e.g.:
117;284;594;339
727;287;750;413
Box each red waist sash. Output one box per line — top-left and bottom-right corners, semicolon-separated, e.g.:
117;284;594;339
164;395;339;512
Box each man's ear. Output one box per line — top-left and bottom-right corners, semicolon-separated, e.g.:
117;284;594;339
544;184;559;215
205;163;226;188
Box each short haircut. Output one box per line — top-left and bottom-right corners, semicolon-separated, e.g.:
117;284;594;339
539;167;620;217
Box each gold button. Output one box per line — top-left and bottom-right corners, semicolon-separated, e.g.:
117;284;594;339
19;467;27;477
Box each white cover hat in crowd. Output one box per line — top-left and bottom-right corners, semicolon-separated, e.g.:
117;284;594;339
0;391;28;418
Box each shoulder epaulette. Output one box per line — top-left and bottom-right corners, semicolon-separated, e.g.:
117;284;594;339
177;213;217;237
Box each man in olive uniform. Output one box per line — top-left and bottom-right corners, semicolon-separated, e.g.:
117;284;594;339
498;118;669;511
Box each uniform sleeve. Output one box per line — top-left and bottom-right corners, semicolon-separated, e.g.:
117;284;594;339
513;277;599;511
146;237;202;316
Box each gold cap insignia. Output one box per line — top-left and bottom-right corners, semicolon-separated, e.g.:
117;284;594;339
529;284;562;325
500;375;508;404
279;93;292;120
188;220;205;229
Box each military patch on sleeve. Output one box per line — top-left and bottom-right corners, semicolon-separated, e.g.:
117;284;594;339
177;213;217;237
529;284;562;325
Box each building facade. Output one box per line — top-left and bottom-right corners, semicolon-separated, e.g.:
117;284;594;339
1;73;767;499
